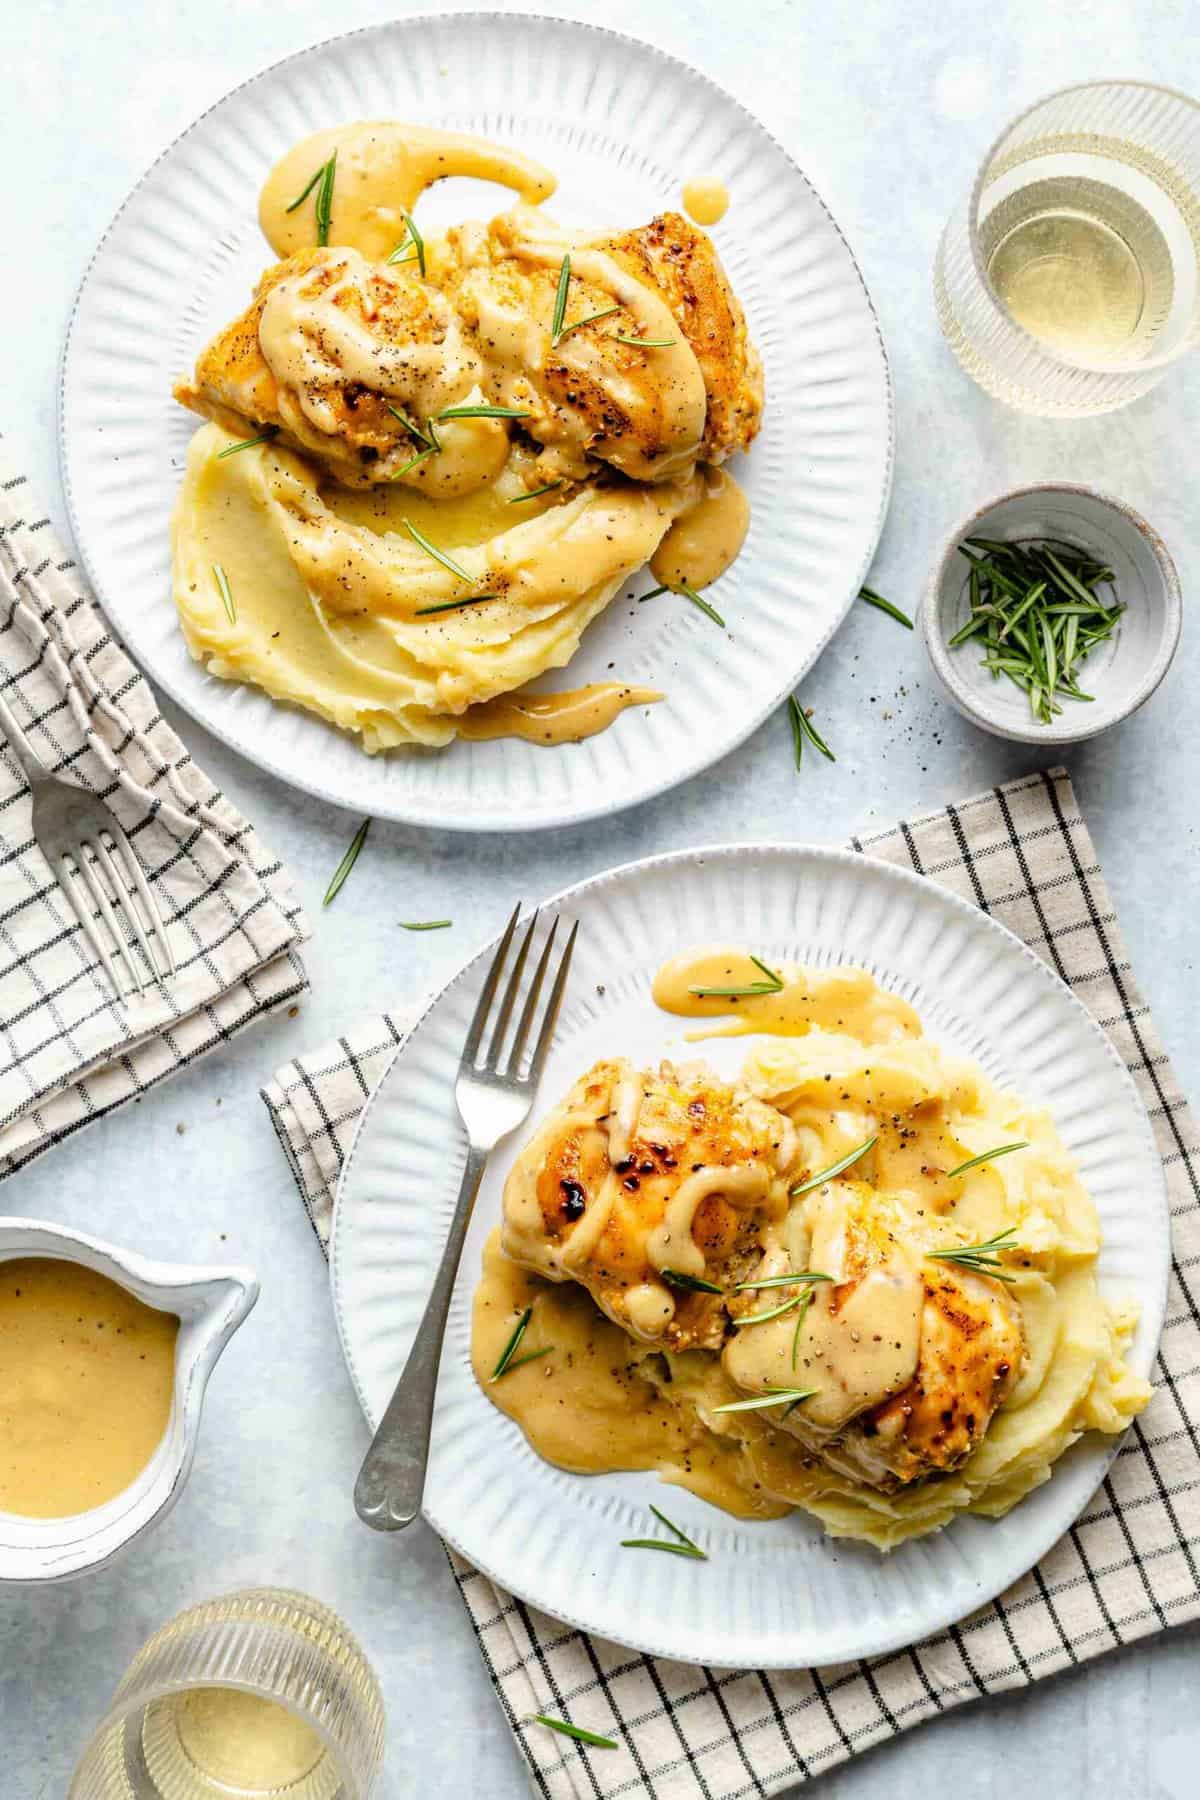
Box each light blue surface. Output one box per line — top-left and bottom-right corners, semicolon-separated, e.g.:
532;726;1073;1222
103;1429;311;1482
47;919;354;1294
1;2;1197;1794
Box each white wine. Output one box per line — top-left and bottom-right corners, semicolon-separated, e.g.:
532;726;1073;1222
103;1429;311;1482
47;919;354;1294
980;173;1175;360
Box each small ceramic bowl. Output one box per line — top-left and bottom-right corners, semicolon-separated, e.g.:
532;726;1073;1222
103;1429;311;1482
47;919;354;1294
0;1219;258;1583
923;484;1181;745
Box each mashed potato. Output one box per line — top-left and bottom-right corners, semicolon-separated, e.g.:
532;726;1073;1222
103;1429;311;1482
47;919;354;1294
172;423;689;750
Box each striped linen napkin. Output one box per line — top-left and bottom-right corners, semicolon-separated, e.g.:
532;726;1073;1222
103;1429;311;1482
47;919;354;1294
0;442;309;1179
263;768;1200;1797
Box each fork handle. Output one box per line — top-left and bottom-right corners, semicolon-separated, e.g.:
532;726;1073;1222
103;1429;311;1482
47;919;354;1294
354;1141;489;1531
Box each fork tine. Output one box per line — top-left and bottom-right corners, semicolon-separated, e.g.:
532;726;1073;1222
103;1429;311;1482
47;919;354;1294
78;843;143;994
460;903;521;1068
484;910;538;1070
524;920;579;1088
506;917;559;1075
96;834;161;984
107;828;175;979
59;854;122;1000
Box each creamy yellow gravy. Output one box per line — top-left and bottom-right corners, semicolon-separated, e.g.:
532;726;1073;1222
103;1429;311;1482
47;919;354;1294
0;1258;178;1518
682;179;730;227
172;122;753;751
473;950;1151;1548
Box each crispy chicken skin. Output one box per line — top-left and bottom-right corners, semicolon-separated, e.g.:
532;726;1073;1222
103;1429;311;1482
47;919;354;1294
731;1181;1025;1491
172;248;504;492
862;1266;1025;1485
602;213;764;463
175;211;761;489
500;1058;798;1351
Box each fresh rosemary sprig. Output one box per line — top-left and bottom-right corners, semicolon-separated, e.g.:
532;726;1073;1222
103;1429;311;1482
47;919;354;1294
613;333;677;348
397;206;425;276
639;582;726;627
732;1270;832;1292
402;518;474;584
944;1141;1028;1180
789;1135;877;1197
948;536;1122;725
509;481;564;503
322;816;370;907
556;304;621;338
689;953;783;1000
211;563;236;625
736;1291;809;1326
530;1715;618;1750
928;1228;1019;1283
791;1288;813;1370
660;1269;724;1295
400;919;452;930
549;254;572;344
284;162;326;214
414;594;500;616
859;584;913;629
496;1346;553;1376
216;428;278;459
434;403;530;421
386;405;436;450
314;152;337;246
392;445;438;479
490;1305;533;1380
621;1504;708;1559
712;1386;817;1416
788;696;835;763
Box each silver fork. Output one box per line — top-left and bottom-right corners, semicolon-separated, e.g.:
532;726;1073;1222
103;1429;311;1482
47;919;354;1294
0;691;175;1001
354;902;578;1532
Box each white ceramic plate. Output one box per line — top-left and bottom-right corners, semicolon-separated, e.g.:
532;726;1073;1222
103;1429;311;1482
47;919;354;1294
59;13;892;831
331;845;1168;1668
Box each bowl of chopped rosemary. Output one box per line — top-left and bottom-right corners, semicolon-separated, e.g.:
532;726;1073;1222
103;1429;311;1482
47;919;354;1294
923;484;1181;744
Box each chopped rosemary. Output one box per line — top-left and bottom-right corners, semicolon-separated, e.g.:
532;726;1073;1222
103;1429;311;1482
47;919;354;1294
732;1270;832;1292
417;597;503;619
495;1346;553;1376
414;594;500;616
737;1292;808;1326
211;563;236;625
943;1141;1029;1179
712;1386;817;1416
613;333;677;348
790;1135;877;1198
283;162;326;214
216;428;278;458
660;1268;725;1295
788;697;835;762
392;445;438;479
490;1305;533;1380
621;1504;707;1559
948;536;1123;725
402;518;474;584
791;1288;813;1369
400;919;452;930
689;953;783;999
787;694;804;770
434;403;530;421
549;254;572;344
397;206;425;276
638;582;725;627
386;405;436;450
314;151;336;246
509;481;564;503
322;815;371;907
530;1715;617;1750
859;584;913;629
556;304;621;338
928;1228;1019;1283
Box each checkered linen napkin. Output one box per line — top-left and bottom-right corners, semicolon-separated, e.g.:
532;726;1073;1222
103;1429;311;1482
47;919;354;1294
263;768;1200;1797
0;442;310;1178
